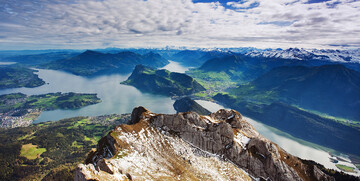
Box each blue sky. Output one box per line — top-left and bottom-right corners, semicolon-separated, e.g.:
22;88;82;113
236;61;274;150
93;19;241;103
0;0;359;50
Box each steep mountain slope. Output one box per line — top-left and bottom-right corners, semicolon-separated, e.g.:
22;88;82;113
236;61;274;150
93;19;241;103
232;64;360;121
199;55;244;72
171;50;232;67
0;67;45;89
173;97;211;115
75;107;336;181
41;50;169;76
198;55;256;81
170;50;207;66
122;65;205;96
142;51;171;67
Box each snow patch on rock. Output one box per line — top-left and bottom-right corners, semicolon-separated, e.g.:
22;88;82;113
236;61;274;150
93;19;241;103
234;132;250;150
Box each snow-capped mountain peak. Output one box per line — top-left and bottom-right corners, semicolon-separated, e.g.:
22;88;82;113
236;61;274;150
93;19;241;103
244;48;360;63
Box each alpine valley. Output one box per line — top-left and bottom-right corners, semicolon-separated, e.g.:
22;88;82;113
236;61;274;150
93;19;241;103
0;47;360;181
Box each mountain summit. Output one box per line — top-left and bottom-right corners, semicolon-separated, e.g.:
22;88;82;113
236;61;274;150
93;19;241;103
75;107;336;181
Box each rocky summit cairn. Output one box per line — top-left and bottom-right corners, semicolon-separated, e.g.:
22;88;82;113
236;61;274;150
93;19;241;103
75;106;335;181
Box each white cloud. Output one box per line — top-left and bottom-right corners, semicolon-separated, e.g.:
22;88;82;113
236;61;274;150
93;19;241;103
0;0;359;49
227;0;259;9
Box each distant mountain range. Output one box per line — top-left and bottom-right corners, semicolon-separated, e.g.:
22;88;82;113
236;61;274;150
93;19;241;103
171;48;360;72
3;47;359;72
170;47;360;63
41;50;169;76
197;54;317;82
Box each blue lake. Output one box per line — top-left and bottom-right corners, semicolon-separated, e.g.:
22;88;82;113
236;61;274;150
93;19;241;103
0;61;358;175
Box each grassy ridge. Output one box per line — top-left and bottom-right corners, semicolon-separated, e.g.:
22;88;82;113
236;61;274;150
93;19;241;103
335;164;356;173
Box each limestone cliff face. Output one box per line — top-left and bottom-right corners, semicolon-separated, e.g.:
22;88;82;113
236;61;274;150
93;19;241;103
75;107;335;181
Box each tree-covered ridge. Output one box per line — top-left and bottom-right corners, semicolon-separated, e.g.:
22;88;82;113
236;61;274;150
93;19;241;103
0;67;45;89
0;114;130;181
122;64;206;96
0;92;101;113
0;92;101;128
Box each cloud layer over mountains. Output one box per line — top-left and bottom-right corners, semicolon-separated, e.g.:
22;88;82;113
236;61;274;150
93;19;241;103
0;0;359;49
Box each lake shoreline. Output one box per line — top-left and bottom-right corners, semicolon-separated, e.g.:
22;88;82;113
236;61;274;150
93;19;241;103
0;63;359;176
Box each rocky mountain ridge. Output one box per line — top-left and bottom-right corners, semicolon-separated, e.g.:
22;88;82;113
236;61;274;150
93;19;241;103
75;107;336;181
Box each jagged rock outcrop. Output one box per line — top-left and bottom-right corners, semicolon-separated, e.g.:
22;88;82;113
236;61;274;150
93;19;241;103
75;107;335;181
